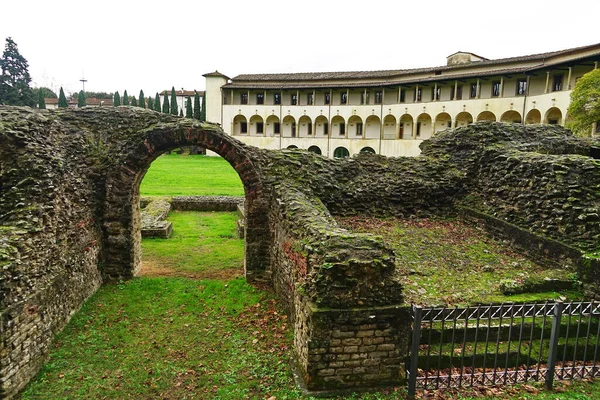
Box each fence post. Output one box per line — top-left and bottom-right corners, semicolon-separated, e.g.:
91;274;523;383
546;301;563;390
408;305;422;399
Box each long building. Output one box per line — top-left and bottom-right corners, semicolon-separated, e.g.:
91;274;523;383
204;43;600;158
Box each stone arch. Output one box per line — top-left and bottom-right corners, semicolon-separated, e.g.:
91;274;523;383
282;115;297;137
416;113;432;139
102;122;270;283
477;111;497;122
249;115;264;135
298;115;313;137
434;112;452;134
455;112;473;128
399;114;413;139
383;115;397;139
500;110;522;123
308;145;322;155
333;146;349;158
545;107;563;125
348;115;363;137
360;146;376;154
525;109;541;124
365;115;381;139
233;114;247;135
331;115;346;136
315;115;329;136
266;115;280;136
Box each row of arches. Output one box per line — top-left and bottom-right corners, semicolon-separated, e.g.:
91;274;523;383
286;145;375;158
232;108;564;139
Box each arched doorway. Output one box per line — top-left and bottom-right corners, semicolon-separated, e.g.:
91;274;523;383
249;115;264;135
383;115;397;139
333;146;349;158
298;115;313;137
308;145;322;155
282;115;297;137
545;107;563;125
477;111;496;122
315;115;329;136
399;114;413;139
365;115;381;139
266;115;280;136
500;110;522;123
455;112;473;128
434;112;451;134
102;121;269;283
348;115;363;137
416;113;432;139
525;109;541;124
233;115;248;135
331;116;346;137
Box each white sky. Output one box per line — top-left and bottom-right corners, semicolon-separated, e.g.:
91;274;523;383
2;0;598;97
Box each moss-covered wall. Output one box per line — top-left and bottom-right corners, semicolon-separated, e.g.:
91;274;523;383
1;106;599;396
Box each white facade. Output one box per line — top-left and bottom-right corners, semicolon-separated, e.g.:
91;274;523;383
205;44;600;158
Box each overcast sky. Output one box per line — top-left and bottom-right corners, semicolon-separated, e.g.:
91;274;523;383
2;0;598;97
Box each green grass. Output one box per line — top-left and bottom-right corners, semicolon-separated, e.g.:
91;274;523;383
141;211;244;278
336;216;583;306
140;154;244;197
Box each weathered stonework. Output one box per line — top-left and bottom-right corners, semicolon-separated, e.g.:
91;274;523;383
1;106;599;397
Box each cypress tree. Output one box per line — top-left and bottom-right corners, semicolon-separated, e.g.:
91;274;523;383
200;91;206;122
185;96;192;118
162;92;169;113
170;86;178;115
77;90;86;107
138;89;145;108
114;91;121;106
193;91;201;120
38;90;46;109
58;87;68;108
123;90;130;105
131;96;137;106
154;93;161;112
147;96;154;110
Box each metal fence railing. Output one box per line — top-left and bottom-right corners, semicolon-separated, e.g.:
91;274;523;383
407;301;600;397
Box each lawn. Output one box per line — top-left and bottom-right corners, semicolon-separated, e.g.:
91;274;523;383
140;154;244;197
336;216;582;306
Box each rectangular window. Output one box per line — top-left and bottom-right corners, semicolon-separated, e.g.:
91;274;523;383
274;122;280;134
256;122;264;134
516;79;527;95
456;86;463;100
491;81;501;97
307;93;313;105
324;93;330;105
256;93;264;104
375;91;383;104
469;83;477;98
400;89;406;103
432;87;440;101
553;74;563;91
307;123;312;135
416;88;422;102
323;122;328;135
291;123;296;137
340;92;348;104
291;94;298;105
360;92;366;105
241;93;248;105
274;93;281;105
356;123;363;136
416;122;421;137
240;121;247;133
339;123;345;135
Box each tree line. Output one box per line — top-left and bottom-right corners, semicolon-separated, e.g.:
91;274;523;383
0;37;206;121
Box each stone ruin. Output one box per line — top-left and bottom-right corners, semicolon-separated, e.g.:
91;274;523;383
1;106;599;397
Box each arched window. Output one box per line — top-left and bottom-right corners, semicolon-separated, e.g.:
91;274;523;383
333;147;349;158
307;145;322;155
360;147;376;154
286;145;298;149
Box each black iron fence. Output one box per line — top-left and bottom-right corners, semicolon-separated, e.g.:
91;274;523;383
407;301;600;397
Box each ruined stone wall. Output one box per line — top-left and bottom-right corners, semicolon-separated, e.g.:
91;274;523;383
0;108;103;398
